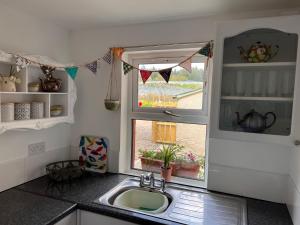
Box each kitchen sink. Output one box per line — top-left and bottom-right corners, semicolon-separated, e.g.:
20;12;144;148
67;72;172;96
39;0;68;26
113;188;170;214
96;177;247;225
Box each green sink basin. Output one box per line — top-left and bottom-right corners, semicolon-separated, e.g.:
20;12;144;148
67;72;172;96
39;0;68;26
113;189;169;214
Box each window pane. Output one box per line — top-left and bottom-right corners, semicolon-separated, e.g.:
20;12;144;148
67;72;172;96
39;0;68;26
138;63;205;110
132;119;206;180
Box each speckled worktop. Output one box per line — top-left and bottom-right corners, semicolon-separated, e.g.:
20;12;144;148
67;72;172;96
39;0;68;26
0;172;293;225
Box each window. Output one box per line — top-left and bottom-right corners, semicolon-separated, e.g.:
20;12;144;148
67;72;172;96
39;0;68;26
126;47;209;184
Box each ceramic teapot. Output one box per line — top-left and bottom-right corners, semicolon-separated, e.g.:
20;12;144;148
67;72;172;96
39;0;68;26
40;66;62;92
235;109;276;133
238;41;279;63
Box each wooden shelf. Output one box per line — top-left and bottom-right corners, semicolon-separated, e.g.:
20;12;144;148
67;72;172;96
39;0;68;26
221;96;293;101
223;62;296;68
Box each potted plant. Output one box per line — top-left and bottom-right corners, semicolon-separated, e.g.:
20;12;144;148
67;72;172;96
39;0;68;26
174;152;205;179
139;149;163;173
160;144;182;182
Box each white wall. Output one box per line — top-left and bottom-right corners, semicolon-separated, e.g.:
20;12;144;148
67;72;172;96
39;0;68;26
69;12;295;203
0;4;72;191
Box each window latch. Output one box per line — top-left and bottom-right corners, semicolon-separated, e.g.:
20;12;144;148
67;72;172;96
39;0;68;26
163;110;181;117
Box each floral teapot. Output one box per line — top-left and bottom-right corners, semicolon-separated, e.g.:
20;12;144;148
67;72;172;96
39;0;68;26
235;109;276;133
238;41;279;63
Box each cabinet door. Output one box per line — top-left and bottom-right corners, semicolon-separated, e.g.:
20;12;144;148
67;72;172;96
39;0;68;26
55;211;77;225
80;210;136;225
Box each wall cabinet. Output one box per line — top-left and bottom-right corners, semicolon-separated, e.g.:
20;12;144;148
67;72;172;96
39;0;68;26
0;53;76;134
210;15;300;146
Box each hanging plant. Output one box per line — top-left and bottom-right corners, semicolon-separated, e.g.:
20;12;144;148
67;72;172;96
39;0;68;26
104;50;120;111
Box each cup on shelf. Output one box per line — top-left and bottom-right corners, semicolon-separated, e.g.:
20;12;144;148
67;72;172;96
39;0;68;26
281;70;292;97
1;103;14;122
267;70;277;97
31;102;44;119
15;103;30;120
253;71;262;96
236;70;244;96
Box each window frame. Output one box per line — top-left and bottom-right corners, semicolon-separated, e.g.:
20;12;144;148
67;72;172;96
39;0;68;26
124;46;210;188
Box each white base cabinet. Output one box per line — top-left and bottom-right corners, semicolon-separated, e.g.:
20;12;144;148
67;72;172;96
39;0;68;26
54;211;77;225
79;210;136;225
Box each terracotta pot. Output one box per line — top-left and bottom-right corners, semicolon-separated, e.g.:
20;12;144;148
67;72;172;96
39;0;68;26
140;157;163;173
173;162;200;179
161;166;172;182
140;157;175;174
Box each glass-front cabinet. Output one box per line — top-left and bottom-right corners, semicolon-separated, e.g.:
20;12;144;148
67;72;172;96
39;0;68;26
210;15;300;145
219;29;298;136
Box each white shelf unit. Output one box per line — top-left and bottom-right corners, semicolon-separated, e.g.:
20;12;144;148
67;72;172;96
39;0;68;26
223;62;296;68
0;58;76;134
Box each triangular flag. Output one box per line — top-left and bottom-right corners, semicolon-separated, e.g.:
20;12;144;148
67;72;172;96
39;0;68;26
140;70;152;84
199;41;213;58
85;61;97;75
159;68;172;83
123;62;134;75
15;56;30;72
102;49;112;64
179;58;192;73
65;67;78;80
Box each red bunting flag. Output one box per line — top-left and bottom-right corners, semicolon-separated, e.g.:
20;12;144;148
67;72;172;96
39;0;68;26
140;70;152;84
159;68;172;83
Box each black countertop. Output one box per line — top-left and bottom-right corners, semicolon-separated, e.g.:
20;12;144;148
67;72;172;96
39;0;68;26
0;189;76;225
0;172;292;225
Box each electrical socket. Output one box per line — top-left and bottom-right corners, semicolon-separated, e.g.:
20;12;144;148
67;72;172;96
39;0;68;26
28;142;46;156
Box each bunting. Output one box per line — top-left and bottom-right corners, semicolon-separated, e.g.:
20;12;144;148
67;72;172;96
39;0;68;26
2;41;213;81
85;61;98;75
179;58;192;73
123;62;134;75
140;70;152;84
15;56;30;72
102;49;112;64
65;67;79;80
198;41;213;58
159;68;172;83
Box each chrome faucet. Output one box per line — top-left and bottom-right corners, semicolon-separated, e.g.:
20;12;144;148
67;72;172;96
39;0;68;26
140;172;166;192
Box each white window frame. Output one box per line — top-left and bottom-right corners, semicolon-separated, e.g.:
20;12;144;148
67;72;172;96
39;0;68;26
123;46;210;188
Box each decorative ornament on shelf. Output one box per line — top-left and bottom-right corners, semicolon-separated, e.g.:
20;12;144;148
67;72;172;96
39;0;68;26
40;65;62;92
238;41;279;63
0;65;21;92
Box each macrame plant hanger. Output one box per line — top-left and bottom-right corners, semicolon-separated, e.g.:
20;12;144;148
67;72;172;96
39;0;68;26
104;51;120;111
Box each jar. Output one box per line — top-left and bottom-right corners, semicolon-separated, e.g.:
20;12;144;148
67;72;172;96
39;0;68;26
28;82;40;92
1;103;14;122
31;102;44;119
15;103;30;120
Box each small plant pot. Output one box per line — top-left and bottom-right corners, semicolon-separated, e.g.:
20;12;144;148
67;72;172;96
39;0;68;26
161;166;172;182
104;99;120;111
